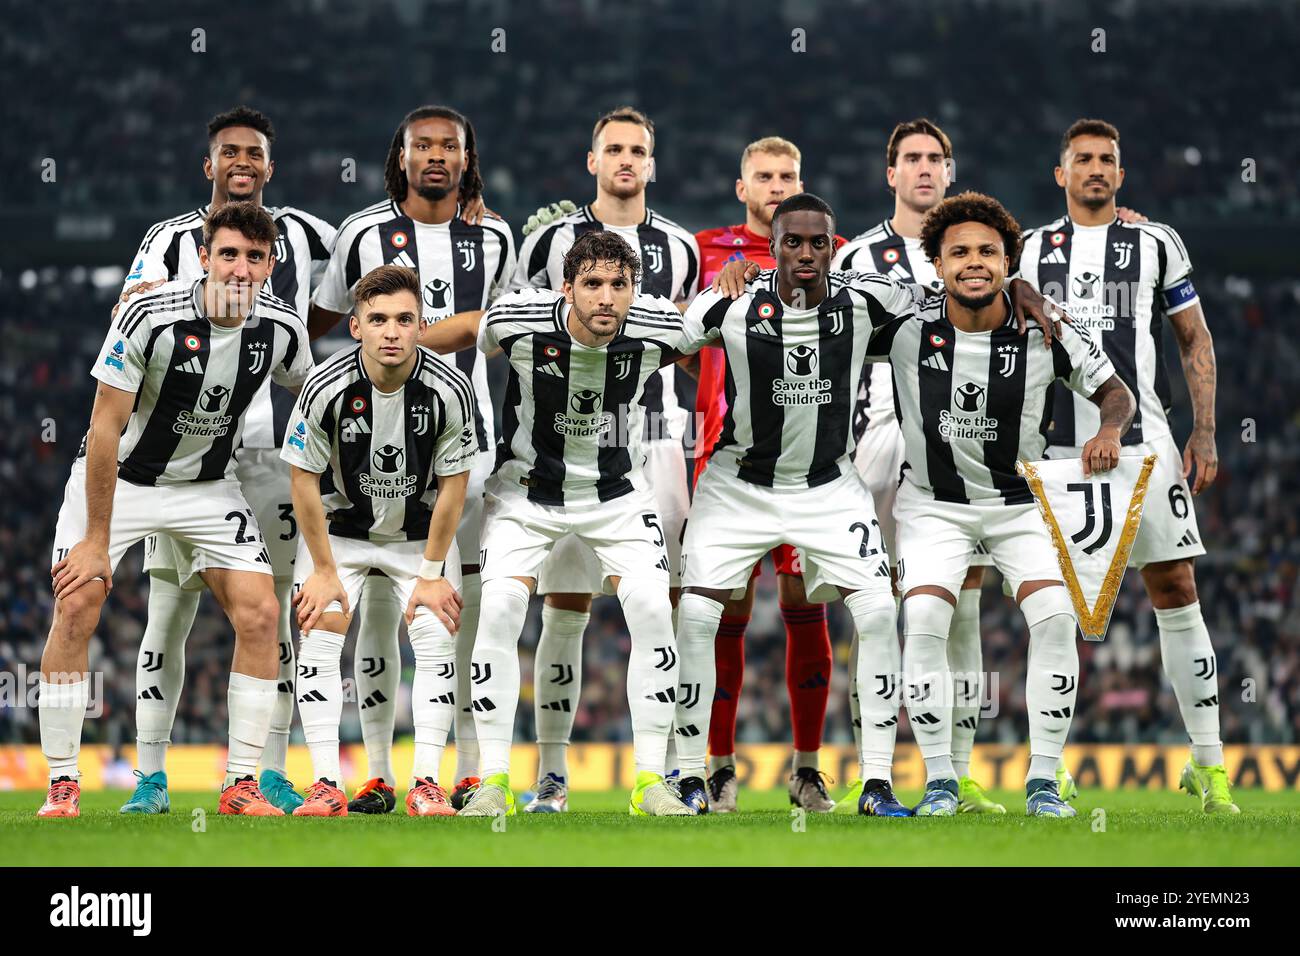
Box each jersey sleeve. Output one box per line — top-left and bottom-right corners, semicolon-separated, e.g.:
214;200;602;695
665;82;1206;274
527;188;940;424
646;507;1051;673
843;271;924;328
830;240;861;272
311;219;360;314
510;222;560;292
286;207;339;292
1053;322;1116;398
434;380;478;477
91;302;154;392
675;233;702;304
478;289;548;354
121;225;175;295
488;218;519;303
677;288;731;354
280;378;333;474
272;320;316;389
1150;224;1198;315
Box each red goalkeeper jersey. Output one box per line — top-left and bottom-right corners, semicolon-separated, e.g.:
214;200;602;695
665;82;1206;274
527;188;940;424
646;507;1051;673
692;223;845;483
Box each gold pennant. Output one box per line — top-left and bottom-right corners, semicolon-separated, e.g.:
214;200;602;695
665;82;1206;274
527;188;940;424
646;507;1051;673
1016;455;1157;640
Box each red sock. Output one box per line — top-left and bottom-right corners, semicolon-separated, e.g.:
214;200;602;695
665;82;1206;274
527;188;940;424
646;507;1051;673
708;615;749;758
783;604;831;753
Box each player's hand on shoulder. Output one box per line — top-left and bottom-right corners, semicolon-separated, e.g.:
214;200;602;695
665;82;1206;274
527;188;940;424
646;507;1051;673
1080;427;1123;477
294;568;349;631
523;200;578;237
111;279;166;319
1009;276;1072;349
1116;206;1149;224
460;195;500;226
711;258;760;299
407;576;463;632
51;539;113;600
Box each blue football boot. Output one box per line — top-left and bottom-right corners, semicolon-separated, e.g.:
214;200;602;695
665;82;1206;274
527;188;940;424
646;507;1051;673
119;770;170;814
858;779;913;817
912;778;959;816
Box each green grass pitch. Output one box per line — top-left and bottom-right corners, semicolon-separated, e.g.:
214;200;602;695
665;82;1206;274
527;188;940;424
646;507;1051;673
2;788;1296;866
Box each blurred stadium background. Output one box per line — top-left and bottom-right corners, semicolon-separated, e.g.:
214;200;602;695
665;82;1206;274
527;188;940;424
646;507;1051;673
1;0;1298;787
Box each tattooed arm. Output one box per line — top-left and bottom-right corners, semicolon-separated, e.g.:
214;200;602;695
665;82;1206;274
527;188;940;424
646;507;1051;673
1168;301;1218;494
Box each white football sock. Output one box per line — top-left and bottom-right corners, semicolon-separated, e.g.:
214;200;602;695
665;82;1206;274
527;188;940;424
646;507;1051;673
262;577;295;776
617;578;677;775
135;574;199;776
673;593;723;779
1156;602;1224;766
409;614;457;785
947;587;983;779
296;628;346;786
356;574;400;784
1021;587;1079;785
226;671;278;786
902;593;956;782
40;678;89;781
471;578;531;777
664;728;679;777
453;573;482;781
534;604;588;782
846;588;901;782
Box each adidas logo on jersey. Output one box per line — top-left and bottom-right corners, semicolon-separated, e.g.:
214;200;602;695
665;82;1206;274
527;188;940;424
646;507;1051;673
1177;530;1200;547
173;357;203;374
1040;246;1067;264
888;262;911;281
391;251;416;269
537;360;563;377
921;352;949;371
750;318;778;337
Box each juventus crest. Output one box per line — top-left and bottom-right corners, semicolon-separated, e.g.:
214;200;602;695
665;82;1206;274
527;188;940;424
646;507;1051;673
612;351;634;380
247;340;268;375
411;403;430;436
1112;240;1134;270
643;242;664;274
825;307;845;336
457;239;477;272
997;343;1019;378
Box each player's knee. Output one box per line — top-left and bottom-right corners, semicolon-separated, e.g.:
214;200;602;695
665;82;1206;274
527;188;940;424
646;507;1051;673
298;627;346;668
1142;560;1198;608
844;589;897;642
52;586;105;643
544;591;592;613
903;591;956;640
616;576;672;620
408;615;455;667
1019;585;1076;632
231;590;281;646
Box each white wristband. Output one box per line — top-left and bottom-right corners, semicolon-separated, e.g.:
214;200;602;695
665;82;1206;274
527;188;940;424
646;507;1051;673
418;559;445;581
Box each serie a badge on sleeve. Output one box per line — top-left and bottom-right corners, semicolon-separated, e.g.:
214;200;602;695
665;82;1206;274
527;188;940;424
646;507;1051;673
1016;454;1157;641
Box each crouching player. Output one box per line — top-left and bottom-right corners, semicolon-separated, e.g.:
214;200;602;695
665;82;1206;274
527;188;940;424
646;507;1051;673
283;264;476;816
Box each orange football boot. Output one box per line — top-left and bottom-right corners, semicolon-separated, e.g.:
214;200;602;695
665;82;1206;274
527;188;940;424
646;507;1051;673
450;775;481;811
219;775;285;816
37;776;80;818
406;777;457;816
293;779;349;817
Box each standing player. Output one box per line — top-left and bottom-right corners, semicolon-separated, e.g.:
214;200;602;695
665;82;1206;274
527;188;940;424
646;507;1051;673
692;136;843;813
511;107;698;812
868;191;1134;816
284;265;476;816
38;203;315;818
831;119;1003;814
115;106;335;815
421;232;693;817
309;105;515;813
1023;119;1237;813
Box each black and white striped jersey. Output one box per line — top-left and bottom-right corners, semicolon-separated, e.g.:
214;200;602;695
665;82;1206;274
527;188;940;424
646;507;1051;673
92;278;314;487
680;270;922;489
1018;216;1198;447
480;288;684;506
868;291;1117;505
513;204;700;441
281;344;478;542
313;199;516;456
122;203;336;448
833;220;944;439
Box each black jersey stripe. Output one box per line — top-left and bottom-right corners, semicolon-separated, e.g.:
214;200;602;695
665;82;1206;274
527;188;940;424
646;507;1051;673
1102;220;1144;446
526;222;565;285
597;340;644;501
327;377;378;536
525;331;571;504
984;322;1032;504
1040;222;1076;446
119;320;210;487
195;322;269;481
735;290;785;487
807;291;855;487
449;217;489;450
917;317;967;504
